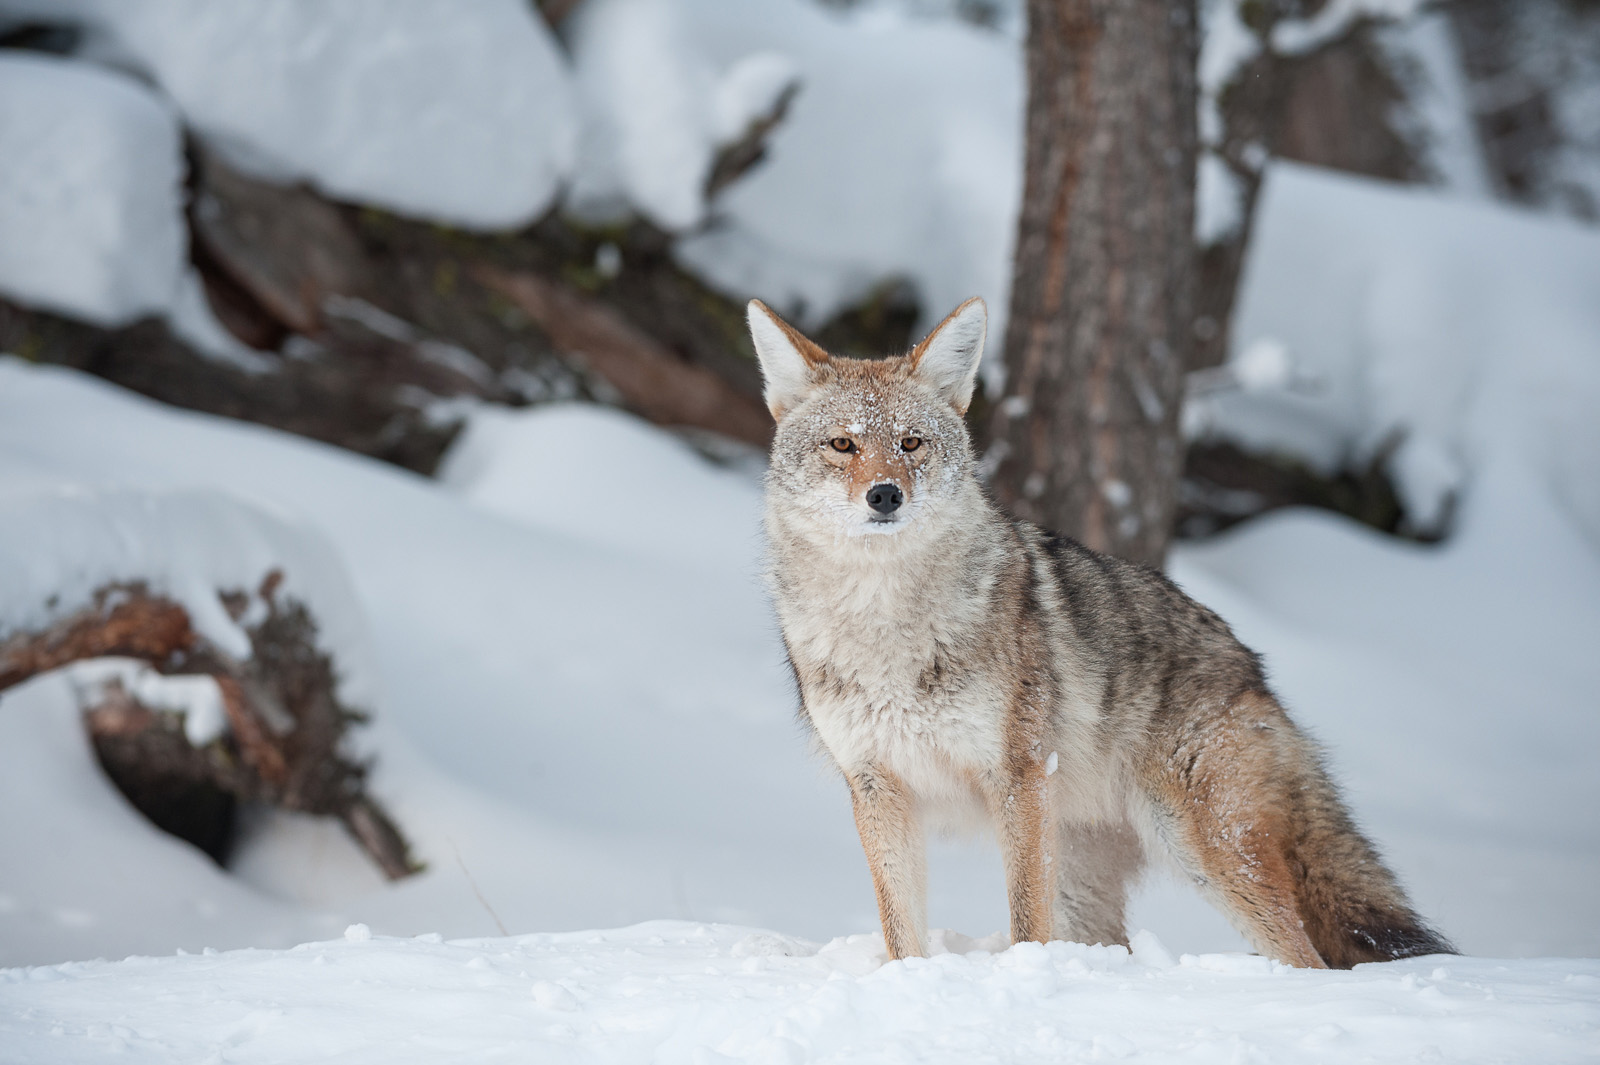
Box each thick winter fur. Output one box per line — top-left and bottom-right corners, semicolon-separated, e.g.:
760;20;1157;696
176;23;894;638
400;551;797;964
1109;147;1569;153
749;297;1453;968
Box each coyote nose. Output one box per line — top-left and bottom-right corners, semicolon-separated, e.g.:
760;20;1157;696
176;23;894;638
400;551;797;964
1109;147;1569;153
866;483;903;514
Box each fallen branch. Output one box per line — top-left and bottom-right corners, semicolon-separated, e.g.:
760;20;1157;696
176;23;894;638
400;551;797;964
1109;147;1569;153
1;576;419;880
473;265;774;446
0;588;195;690
706;81;800;200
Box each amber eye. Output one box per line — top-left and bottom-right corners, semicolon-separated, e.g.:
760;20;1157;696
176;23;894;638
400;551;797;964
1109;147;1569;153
829;437;856;453
901;436;922;452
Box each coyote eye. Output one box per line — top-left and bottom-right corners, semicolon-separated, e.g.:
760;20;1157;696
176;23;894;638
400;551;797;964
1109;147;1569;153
901;436;922;452
828;437;856;453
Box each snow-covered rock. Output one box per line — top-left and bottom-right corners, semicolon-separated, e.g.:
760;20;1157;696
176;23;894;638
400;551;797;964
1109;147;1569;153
570;0;1022;345
0;53;184;326
44;0;577;230
1196;161;1600;539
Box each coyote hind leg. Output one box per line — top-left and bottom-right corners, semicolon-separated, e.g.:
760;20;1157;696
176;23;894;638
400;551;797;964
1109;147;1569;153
1053;820;1143;949
1145;691;1327;969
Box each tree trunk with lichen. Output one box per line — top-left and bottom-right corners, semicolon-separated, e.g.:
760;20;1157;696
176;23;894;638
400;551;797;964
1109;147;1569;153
986;0;1197;568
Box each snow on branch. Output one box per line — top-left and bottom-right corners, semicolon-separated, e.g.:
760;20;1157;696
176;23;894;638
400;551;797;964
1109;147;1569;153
0;576;417;881
0;488;411;878
1271;0;1430;57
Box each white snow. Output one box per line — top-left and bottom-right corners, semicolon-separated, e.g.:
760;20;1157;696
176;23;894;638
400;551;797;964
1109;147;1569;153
1198;0;1261;147
0;53;184;327
40;0;577;230
1;12;1599;1044
1270;0;1429;58
65;658;228;747
1198;161;1600;539
598;0;1023;344
567;0;801;231
3;924;1596;1063
0;487;378;708
1376;10;1496;197
1195;150;1246;245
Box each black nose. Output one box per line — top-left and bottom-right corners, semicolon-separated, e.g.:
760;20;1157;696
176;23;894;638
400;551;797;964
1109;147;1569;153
865;483;903;514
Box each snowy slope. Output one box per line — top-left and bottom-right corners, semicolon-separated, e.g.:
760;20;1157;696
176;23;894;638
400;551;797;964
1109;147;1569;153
3;924;1596;1064
1;348;1596;969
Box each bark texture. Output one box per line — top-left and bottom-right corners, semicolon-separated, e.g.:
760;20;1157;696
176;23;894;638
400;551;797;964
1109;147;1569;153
987;0;1198;567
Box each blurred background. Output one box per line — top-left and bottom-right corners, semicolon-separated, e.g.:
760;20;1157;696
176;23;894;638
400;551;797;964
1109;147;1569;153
0;0;1596;969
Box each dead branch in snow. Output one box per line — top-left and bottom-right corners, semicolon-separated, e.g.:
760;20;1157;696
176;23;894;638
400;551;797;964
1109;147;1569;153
0;576;417;880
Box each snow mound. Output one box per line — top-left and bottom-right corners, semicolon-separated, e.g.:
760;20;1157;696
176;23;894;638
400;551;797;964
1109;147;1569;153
0;53;183;327
1197;162;1600;539
437;403;763;571
0;486;377;709
0;670;338;966
2;922;1594;1063
61;0;576;229
569;0;1022;343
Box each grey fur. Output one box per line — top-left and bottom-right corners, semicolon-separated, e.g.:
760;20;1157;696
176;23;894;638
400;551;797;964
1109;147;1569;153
752;299;1453;968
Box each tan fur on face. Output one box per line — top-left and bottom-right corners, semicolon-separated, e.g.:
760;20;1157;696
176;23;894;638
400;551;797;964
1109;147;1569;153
822;427;926;508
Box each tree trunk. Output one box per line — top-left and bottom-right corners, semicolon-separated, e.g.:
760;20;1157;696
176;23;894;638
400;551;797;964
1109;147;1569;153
986;0;1197;568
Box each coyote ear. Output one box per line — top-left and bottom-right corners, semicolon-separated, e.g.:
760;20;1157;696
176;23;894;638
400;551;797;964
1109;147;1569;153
747;299;830;420
910;297;986;414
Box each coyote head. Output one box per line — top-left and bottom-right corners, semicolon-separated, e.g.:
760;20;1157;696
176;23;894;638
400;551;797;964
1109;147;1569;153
747;297;987;542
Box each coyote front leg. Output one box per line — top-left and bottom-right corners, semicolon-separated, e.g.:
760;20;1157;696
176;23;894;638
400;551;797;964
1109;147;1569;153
988;756;1053;945
847;766;926;960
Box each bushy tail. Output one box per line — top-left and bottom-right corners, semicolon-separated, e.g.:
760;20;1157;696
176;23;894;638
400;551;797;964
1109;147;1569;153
1289;761;1456;968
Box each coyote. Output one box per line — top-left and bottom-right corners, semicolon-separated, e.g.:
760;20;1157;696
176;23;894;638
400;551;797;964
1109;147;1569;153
747;296;1452;968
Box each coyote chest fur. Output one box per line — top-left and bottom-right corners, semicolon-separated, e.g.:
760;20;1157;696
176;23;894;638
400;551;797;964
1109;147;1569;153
748;296;1453;969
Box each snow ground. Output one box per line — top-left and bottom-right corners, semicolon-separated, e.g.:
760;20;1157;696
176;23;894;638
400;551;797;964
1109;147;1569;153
4;924;1596;1064
2;156;1599;1061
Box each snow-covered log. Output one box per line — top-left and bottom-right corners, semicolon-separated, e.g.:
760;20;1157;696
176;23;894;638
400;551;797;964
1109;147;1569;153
0;489;413;879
